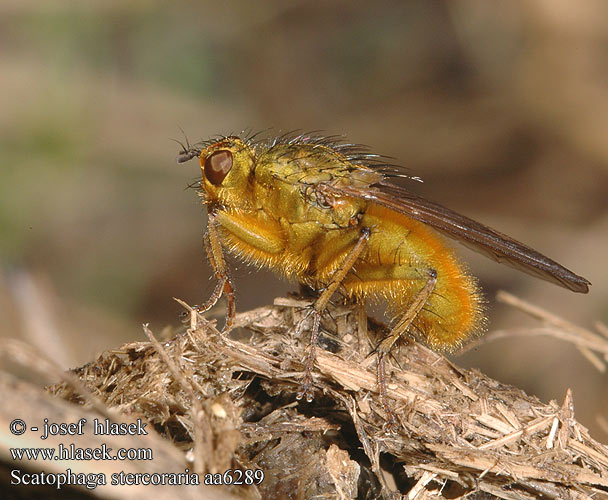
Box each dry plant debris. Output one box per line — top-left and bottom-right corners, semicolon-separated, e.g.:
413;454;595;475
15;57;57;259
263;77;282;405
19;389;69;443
48;296;608;500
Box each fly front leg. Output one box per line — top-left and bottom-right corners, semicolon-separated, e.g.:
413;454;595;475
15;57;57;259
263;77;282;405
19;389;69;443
297;227;371;402
376;269;437;427
198;208;286;331
197;213;235;331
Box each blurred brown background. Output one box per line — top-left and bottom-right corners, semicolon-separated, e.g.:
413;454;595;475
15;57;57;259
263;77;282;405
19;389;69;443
1;1;606;438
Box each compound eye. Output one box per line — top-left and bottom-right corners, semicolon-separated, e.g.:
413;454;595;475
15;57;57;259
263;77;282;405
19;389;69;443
204;150;233;185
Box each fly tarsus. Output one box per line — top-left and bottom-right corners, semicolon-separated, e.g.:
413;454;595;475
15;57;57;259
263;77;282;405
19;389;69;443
296;310;321;402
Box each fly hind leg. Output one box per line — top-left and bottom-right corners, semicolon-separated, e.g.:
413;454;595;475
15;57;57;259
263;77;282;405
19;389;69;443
376;268;437;427
297;227;371;402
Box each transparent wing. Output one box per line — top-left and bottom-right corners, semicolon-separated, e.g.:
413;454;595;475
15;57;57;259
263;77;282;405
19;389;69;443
322;181;590;293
